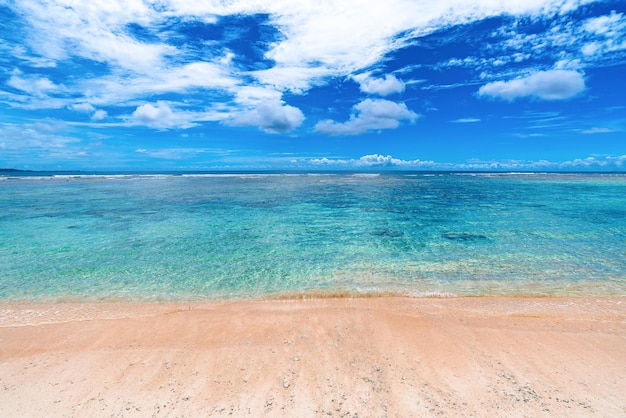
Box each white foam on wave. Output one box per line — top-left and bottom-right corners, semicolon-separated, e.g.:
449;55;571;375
181;173;283;179
50;174;178;180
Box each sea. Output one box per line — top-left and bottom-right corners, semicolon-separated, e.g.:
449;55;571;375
1;171;625;302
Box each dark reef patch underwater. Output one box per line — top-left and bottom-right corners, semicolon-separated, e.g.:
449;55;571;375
442;232;488;242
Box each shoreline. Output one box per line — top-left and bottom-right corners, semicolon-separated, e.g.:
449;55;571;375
1;294;624;326
1;296;625;416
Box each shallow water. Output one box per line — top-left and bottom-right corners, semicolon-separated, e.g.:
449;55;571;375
1;172;625;301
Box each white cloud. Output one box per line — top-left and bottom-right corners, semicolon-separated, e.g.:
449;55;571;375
353;73;405;96
130;101;196;129
447;155;626;170
447;9;626;78
239;0;592;90
554;59;582;70
157;62;238;92
132;147;218;160
132;102;171;125
229;100;305;134
581;42;601;56
70;103;96;113
452;118;481;123
12;0;594;96
14;0;172;73
309;154;435;167
554;155;626;169
357;154;404;166
580;127;616;134
3;0;617;136
315;99;418;135
580;12;626;57
0;121;82;166
7;73;63;97
583;12;624;36
477;70;585;101
91;109;108;121
9;45;58;68
232;86;283;107
304;153;626;171
69;102;107;121
78;61;238;107
135;147;237;161
251;66;331;94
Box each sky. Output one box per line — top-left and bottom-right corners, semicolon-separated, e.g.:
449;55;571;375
1;0;625;171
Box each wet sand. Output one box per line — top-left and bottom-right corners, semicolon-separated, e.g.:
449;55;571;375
1;297;625;417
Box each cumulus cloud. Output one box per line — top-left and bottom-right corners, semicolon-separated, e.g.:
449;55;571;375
131;101;196;129
91;109;108;121
69;102;107;121
70;103;96;113
357;154;404;166
229;101;305;134
353;73;405;96
477;70;585;101
309;154;435;167
315;99;418;135
304;153;626;171
561;155;626;169
132;102;173;126
448;155;626;171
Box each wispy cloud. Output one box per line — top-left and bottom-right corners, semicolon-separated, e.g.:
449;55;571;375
0;120;88;167
0;121;78;151
440;9;626;81
452;118;481;123
134;147;237;160
580;127;618;134
7;72;64;97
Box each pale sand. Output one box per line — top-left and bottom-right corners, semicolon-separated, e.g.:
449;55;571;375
1;297;625;417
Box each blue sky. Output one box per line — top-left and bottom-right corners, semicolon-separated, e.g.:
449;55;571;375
1;0;625;171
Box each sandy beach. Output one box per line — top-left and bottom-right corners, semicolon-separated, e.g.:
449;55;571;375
1;297;625;417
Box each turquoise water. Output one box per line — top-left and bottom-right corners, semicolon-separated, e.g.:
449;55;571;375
1;172;625;301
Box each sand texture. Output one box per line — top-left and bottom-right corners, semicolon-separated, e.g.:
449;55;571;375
1;297;625;417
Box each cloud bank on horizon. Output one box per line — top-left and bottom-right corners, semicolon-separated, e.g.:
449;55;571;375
0;0;625;170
